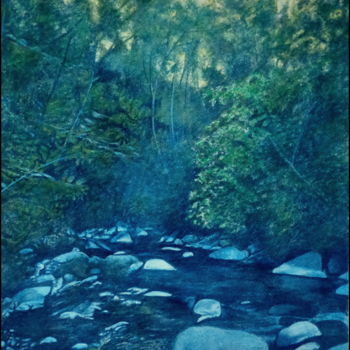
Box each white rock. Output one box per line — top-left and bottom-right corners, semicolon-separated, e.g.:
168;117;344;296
273;252;327;279
336;284;348;296
136;228;148;237
113;251;126;255
40;337;57;344
174;239;183;246
143;259;176;271
111;232;133;244
72;343;88;350
209;246;248;261
144;291;172;297
328;344;349;350
295;342;320;350
126;287;148;295
276;321;321;347
339;272;349;281
59;312;92;320
99;292;114;298
161;247;182;251
182;252;194;258
173;327;268;350
193;298;221;322
13;286;51;311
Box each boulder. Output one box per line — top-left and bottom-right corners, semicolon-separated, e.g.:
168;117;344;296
143;259;176;271
276;321;321;347
173;326;268;350
110;232;133;244
328;344;349;350
102;254;141;279
339;272;348;281
193;299;221;322
335;284;348;296
182;234;198;244
272;252;327;278
39;337;58;344
52;251;89;278
182;252;194;258
144;291;172;297
13;286;51;311
209;246;248;261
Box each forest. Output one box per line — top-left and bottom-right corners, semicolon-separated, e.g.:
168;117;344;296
1;0;349;350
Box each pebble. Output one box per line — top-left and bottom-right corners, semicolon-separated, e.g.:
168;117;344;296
72;344;88;350
39;337;58;344
182;252;194;258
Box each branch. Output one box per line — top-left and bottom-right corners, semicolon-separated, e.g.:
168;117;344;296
1;157;68;194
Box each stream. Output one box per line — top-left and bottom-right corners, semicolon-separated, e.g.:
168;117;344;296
1;229;348;350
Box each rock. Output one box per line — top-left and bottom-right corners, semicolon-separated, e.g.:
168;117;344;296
13;286;51;311
110;232;133;244
193;299;221;322
144;291;172;297
89;256;103;267
161;247;182;251
52;251;89;278
63;273;76;283
19;248;34;255
174;239;183;246
32;274;56;286
276;321;322;347
72;343;88;350
126;287;148;295
143;259;176;271
102;254;141;279
89;268;101;275
328;344;349;350
336;284;348;296
114;251;126;255
209;246;249;261
339;272;348;281
117;223;128;232
99;292;114;298
182;252;194;258
58;301;102;320
136;228;148;237
173;326;268;350
272;252;327;279
182;234;198;244
327;255;347;275
39;337;57;344
295;342;320;350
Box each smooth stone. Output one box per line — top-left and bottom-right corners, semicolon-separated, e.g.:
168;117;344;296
110;232;133;244
39;337;57;344
273;252;327;279
339;272;348;281
336;284;348;296
52;251;89;278
33;274;55;286
173;326;268;350
181;234;198;243
113;251;126;255
89;268;101;275
63;273;76;282
72;344;88;350
143;259;176;271
161;247;182;251
193;299;221;322
102;254;141;279
19;248;34;255
144;291;172;297
99;292;114;298
13;286;51;311
276;321;322;347
209;246;249;261
174;238;183;245
136;228;148;237
295;342;320;350
182;252;194;258
328;344;348;350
